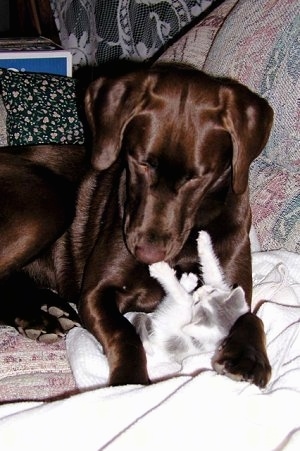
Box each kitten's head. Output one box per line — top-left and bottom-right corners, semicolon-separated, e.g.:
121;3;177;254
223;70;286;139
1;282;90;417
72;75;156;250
182;285;248;345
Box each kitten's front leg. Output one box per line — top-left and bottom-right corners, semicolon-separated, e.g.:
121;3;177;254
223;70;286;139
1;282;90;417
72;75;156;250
149;262;194;304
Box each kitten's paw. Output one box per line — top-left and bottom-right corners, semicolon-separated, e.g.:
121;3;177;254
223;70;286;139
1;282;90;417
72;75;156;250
192;285;214;303
149;261;175;280
197;230;212;255
180;272;198;292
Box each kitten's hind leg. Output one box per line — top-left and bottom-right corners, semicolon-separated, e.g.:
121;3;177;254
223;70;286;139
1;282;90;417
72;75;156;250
179;272;198;293
197;231;227;289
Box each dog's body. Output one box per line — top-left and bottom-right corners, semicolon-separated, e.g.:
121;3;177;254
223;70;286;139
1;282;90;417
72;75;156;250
0;65;273;387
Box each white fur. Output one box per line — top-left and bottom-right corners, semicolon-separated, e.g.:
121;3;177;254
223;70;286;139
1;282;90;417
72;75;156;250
125;231;249;363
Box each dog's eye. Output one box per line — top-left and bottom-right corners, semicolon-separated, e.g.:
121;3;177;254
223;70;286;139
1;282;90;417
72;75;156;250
177;173;201;190
140;158;158;171
182;173;199;183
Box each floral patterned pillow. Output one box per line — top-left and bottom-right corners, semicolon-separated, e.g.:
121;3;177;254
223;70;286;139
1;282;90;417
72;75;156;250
0;69;85;146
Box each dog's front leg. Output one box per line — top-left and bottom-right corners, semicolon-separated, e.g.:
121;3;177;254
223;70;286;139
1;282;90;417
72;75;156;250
79;283;149;386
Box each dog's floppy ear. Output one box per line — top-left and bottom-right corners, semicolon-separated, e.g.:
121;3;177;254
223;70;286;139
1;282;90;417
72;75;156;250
84;72;148;170
221;83;273;194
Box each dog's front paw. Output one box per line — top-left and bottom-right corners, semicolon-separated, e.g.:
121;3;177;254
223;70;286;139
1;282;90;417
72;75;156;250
212;341;271;388
212;315;271;388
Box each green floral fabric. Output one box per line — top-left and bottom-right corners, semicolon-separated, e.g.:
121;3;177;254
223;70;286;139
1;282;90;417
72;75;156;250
0;69;84;146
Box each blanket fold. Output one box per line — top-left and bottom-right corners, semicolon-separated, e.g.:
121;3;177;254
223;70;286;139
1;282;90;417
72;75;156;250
0;249;299;451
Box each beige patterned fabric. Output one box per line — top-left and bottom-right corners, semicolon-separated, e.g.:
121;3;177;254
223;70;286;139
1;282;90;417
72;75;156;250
0;326;76;402
203;0;300;252
157;0;239;69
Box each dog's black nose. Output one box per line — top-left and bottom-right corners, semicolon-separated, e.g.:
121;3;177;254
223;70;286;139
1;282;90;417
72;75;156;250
135;244;166;264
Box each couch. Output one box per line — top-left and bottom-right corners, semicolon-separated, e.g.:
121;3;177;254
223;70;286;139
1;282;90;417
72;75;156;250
0;0;299;449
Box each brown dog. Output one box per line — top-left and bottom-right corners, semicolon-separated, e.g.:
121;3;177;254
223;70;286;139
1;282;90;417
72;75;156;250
0;64;273;387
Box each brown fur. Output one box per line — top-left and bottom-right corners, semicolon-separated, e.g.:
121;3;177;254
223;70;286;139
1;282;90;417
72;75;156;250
0;65;273;387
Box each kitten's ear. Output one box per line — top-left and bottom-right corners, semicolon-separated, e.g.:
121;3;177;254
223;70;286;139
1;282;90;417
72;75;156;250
226;286;249;315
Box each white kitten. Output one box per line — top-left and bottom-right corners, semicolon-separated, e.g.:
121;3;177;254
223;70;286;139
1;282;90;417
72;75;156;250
126;231;249;363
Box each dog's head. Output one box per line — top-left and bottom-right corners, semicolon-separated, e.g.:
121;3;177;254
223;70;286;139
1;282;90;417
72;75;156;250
85;65;273;264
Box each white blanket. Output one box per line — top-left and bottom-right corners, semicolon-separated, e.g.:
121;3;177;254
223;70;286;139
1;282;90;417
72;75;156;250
0;249;300;451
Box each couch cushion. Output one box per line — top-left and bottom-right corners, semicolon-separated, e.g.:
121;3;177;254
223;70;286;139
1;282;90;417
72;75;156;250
203;0;299;253
0;325;76;402
0;69;85;146
157;0;239;69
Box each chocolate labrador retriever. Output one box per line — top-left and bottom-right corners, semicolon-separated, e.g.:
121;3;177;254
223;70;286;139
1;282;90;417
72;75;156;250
0;64;273;387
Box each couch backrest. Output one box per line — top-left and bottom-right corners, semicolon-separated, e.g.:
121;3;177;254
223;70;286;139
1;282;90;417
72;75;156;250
159;0;300;253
